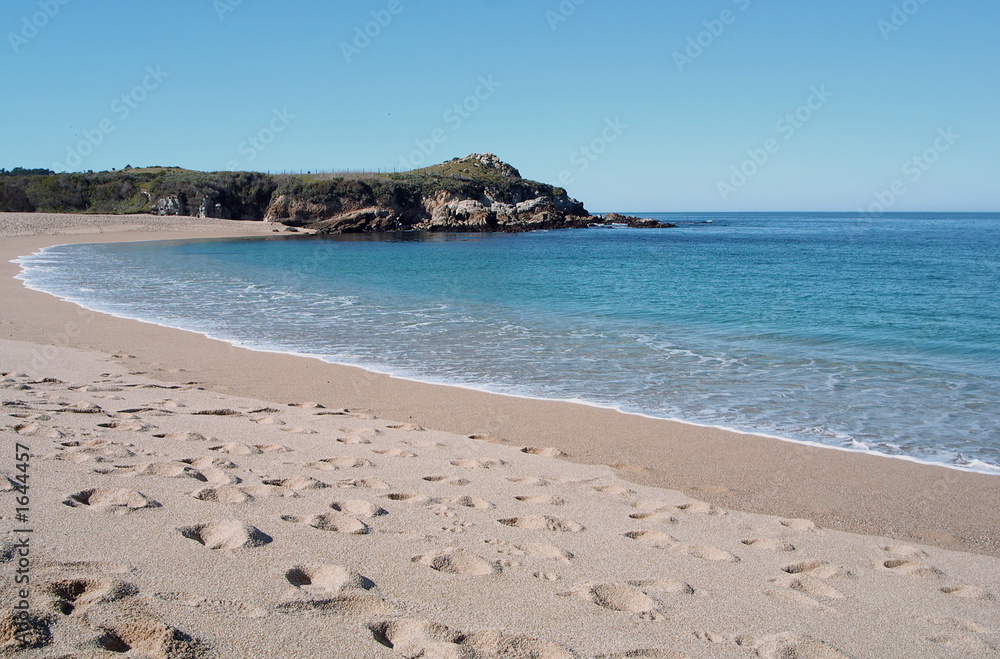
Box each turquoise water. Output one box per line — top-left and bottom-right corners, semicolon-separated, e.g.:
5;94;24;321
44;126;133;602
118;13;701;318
16;213;1000;473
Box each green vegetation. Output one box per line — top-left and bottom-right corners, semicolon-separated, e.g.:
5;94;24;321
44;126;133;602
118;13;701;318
0;169;277;217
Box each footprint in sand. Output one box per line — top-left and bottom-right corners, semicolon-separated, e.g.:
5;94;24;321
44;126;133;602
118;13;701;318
515;495;567;506
262;475;329;490
338;436;372;445
521;447;568;458
384;493;433;505
675;501;726;516
369;618;577;658
386;423;424;431
629;578;696;597
152;431;209;442
939;585;993;600
883;558;944;578
373;448;417;458
405;440;446;448
275;591;393;616
564;583;661;614
519;543;575;563
13;422;65;438
780;518;821;533
920;616;999;653
782;560;844;580
335;478;390;490
256;443;291;453
741;538;796;552
315;457;374;469
241;484;300;499
593;484;634;497
330;499;388;518
286;564;375;592
63;488;160;514
97;420;152;432
252;415;284;425
44;578;139;615
281;512;370;534
436;495;494;509
675;544;741;563
288;401;325;409
180;520;272;550
507;476;553;486
452;458;505;470
499;515;584;532
190;486;253;504
624;530;679;549
209;443;262;455
180;456;237;470
139;462;208;480
0;611;50;650
629;511;680;524
152;592;266;618
423;475;471;486
772;573;845;599
413;549;502;576
738;632;852;659
92;616;209;657
67;401;104;414
884;545;929;560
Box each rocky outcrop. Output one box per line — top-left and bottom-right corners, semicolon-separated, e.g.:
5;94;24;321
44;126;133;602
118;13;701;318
152;195;185;216
264;154;593;234
600;212;676;229
197;196;231;219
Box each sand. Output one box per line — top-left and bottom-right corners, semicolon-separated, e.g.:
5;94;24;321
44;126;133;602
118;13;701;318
1;213;999;657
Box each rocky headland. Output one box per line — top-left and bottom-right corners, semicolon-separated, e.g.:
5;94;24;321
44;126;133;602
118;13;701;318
0;155;682;234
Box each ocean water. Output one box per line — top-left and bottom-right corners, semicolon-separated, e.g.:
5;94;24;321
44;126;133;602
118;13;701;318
15;212;1000;473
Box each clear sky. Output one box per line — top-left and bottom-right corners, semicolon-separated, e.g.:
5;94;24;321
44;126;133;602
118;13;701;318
2;0;997;212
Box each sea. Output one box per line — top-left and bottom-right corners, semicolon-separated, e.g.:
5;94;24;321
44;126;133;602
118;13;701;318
15;212;1000;474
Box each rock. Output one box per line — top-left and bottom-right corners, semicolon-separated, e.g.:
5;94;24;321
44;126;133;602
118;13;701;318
266;154;593;234
153;195;186;216
454;152;522;178
600;213;676;229
197;196;229;219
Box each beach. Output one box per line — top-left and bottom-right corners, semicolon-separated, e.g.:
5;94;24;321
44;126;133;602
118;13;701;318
2;213;999;657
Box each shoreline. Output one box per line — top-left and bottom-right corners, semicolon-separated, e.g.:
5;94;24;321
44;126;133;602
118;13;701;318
2;212;999;558
14;254;1000;478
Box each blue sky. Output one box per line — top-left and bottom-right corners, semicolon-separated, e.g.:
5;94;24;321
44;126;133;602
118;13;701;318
2;0;997;212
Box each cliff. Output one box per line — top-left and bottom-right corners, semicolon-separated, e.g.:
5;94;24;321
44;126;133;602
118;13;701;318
266;154;591;233
0;155;601;233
